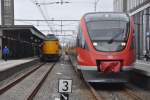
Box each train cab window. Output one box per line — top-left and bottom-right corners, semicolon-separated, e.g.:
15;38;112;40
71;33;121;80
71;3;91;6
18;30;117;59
87;20;130;52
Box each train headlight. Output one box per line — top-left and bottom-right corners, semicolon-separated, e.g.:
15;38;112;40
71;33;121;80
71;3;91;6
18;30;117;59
104;14;109;18
93;42;98;46
121;42;126;46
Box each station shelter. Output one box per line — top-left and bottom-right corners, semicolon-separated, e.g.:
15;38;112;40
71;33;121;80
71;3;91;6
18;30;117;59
0;25;45;59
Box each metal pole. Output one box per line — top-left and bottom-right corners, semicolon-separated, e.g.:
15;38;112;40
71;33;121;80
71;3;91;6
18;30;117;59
60;20;63;54
94;0;96;12
61;20;63;35
61;0;63;5
94;0;100;12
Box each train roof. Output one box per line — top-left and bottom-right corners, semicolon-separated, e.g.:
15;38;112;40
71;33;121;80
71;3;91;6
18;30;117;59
84;12;130;22
44;34;59;41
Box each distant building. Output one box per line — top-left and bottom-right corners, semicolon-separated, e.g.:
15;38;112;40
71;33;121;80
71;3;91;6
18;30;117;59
0;0;15;58
114;0;150;59
113;0;127;12
1;0;14;25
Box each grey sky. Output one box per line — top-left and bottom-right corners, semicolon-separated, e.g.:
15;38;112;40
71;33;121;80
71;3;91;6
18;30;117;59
15;0;113;35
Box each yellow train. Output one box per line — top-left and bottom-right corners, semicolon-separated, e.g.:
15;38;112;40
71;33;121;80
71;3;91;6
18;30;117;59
40;34;61;61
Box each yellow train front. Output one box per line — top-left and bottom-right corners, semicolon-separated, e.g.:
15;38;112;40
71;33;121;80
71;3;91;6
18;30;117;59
40;34;60;61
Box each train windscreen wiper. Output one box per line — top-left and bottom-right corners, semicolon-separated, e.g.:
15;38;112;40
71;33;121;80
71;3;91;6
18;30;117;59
108;30;124;44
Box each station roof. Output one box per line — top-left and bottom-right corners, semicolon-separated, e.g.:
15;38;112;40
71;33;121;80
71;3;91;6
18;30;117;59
0;25;46;39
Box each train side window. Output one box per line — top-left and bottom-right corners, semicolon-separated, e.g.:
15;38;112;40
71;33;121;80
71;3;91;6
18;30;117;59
78;26;86;48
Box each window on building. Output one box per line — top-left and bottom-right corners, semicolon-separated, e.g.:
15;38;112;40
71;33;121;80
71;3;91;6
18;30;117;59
4;0;11;7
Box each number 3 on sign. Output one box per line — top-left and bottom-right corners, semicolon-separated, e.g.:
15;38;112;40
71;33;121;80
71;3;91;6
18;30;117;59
59;79;72;93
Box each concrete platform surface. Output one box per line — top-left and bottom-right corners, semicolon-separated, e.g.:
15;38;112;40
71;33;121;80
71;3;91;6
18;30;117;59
0;58;38;72
134;60;150;76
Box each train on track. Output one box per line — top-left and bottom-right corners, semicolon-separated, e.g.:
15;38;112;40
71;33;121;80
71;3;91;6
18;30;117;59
67;12;136;83
40;34;61;61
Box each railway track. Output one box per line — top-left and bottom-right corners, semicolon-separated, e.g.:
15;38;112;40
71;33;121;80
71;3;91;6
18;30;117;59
69;56;148;100
0;62;57;100
122;87;145;100
97;87;146;100
0;62;45;94
85;79;147;100
84;78;146;100
69;56;103;100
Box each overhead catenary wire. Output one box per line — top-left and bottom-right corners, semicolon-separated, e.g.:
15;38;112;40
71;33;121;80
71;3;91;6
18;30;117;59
43;0;54;25
36;4;54;33
36;0;71;5
30;0;54;33
15;18;79;35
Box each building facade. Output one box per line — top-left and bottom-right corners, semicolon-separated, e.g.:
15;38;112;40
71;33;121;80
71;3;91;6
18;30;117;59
0;0;14;58
113;0;127;12
1;0;14;25
114;0;150;60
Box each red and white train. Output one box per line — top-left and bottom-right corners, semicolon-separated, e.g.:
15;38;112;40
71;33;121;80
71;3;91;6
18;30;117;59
67;12;136;83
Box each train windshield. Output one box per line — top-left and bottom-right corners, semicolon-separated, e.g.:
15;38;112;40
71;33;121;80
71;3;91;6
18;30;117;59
45;34;58;40
87;20;129;52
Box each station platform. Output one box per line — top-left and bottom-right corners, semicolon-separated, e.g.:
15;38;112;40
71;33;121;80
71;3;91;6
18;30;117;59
0;58;38;72
133;60;150;76
0;57;39;82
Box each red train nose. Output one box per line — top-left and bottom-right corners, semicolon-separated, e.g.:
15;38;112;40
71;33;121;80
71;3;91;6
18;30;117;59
100;61;121;73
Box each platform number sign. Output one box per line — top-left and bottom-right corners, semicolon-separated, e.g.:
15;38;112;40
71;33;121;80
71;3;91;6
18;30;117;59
60;93;69;100
59;79;72;93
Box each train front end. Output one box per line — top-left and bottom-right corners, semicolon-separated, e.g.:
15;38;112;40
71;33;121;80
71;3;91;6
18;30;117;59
41;34;60;61
77;12;136;83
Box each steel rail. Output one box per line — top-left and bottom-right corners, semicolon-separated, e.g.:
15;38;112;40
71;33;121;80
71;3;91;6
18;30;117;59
68;56;103;100
68;55;146;100
27;62;57;100
0;62;45;95
123;88;145;100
